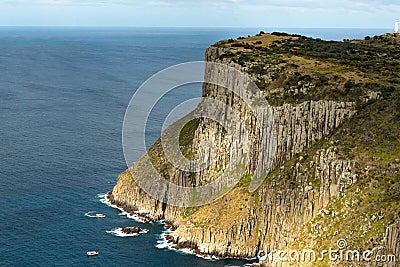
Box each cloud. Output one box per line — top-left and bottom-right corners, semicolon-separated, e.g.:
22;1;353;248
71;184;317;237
0;0;397;8
2;0;395;12
225;0;400;10
0;0;397;27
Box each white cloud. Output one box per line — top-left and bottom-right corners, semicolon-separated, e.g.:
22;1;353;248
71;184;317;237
1;0;399;10
0;0;397;27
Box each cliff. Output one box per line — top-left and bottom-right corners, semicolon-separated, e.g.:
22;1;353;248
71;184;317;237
109;32;400;266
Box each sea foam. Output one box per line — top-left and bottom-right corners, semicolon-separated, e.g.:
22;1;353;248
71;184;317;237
155;230;218;261
84;211;99;218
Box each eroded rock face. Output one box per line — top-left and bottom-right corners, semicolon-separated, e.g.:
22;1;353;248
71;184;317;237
170;147;358;259
109;45;399;264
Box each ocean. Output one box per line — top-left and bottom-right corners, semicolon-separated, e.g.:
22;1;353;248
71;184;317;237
0;27;390;266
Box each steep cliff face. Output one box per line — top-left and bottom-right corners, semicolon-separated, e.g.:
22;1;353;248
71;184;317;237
110;33;400;266
169;145;359;258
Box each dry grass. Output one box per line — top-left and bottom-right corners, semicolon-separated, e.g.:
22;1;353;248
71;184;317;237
188;187;254;228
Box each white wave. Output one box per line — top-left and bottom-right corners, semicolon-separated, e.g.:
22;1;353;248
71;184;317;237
97;193;107;198
155;230;218;261
156;230;256;262
155;231;171;249
106;228;149;238
116;210;147;223
126;213;145;222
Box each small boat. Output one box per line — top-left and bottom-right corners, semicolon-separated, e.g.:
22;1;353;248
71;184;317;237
87;251;99;256
96;213;106;218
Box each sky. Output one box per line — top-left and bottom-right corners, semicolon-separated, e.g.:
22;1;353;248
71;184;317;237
0;0;398;28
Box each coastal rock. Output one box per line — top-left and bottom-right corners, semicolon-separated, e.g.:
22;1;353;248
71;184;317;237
121;227;142;235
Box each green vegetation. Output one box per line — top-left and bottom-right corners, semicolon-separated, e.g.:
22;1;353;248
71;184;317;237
238;173;253;187
181;207;198;219
147;118;200;182
214;32;400;106
179;118;200;159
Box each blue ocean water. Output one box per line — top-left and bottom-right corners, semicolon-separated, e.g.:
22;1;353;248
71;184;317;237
0;27;390;267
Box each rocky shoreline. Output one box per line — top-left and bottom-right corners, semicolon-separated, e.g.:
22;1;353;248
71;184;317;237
162;233;256;261
106;192;156;224
120;226;143;235
105;192;254;261
105;192;190;249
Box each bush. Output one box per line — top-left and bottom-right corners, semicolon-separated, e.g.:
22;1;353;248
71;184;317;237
231;43;244;47
271;32;290;36
344;80;356;89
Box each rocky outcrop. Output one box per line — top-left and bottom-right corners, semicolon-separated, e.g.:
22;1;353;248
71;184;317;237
121;226;143;235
